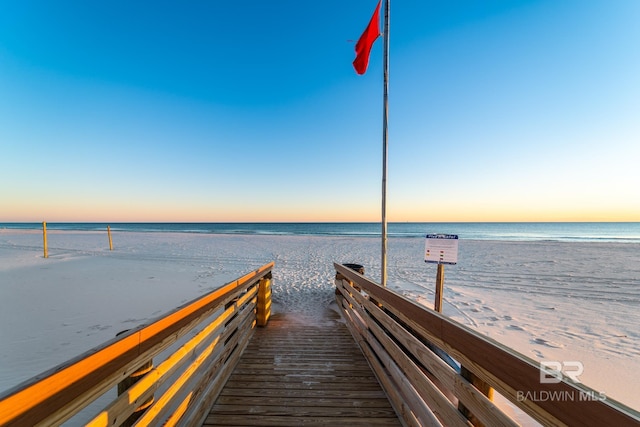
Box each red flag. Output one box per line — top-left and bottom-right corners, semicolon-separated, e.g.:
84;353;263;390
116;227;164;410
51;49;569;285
353;1;381;75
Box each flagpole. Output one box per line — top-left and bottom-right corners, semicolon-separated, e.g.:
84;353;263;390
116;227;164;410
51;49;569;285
381;0;390;287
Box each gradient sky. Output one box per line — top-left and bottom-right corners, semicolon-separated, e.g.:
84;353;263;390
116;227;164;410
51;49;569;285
1;0;639;222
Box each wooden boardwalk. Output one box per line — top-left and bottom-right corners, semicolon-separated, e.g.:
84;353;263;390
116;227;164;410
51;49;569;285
202;306;402;426
6;261;639;427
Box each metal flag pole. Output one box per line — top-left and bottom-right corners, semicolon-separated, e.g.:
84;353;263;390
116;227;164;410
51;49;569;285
381;0;390;287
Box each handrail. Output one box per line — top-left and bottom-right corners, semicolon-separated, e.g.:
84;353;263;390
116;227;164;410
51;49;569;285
334;262;640;427
0;262;274;427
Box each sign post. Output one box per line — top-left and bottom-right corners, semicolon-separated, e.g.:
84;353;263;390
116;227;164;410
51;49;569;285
425;233;491;421
424;234;458;313
434;264;445;312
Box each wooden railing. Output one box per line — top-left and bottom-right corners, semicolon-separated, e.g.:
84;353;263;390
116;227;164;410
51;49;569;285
0;262;274;427
334;263;640;427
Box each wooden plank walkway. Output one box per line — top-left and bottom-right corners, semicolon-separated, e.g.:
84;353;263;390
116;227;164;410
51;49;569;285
202;306;402;426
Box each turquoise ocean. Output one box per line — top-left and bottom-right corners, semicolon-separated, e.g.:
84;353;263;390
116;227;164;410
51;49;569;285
1;222;639;242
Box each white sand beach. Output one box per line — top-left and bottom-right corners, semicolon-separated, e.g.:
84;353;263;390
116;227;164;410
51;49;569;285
0;230;638;413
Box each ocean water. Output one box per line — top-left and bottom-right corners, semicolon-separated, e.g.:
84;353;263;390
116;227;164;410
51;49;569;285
1;222;639;242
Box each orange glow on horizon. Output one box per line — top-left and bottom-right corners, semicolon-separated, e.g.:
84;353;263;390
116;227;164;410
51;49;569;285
2;200;638;223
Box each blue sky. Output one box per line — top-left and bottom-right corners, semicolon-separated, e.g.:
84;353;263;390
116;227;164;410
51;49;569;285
1;0;639;222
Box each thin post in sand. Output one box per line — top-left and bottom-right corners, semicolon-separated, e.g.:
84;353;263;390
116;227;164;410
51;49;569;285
107;225;113;251
42;221;48;258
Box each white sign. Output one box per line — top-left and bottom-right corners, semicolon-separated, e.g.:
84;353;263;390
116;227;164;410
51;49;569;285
425;234;459;265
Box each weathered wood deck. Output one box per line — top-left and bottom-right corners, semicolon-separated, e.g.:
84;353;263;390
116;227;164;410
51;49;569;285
202;306;402;426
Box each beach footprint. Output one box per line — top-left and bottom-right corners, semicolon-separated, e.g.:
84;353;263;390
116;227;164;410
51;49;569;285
531;337;564;349
83;324;113;337
532;348;545;359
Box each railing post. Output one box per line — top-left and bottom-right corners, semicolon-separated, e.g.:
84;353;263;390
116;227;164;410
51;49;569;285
458;366;494;426
335;264;364;302
335;263;363;289
116;330;154;427
257;273;272;326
